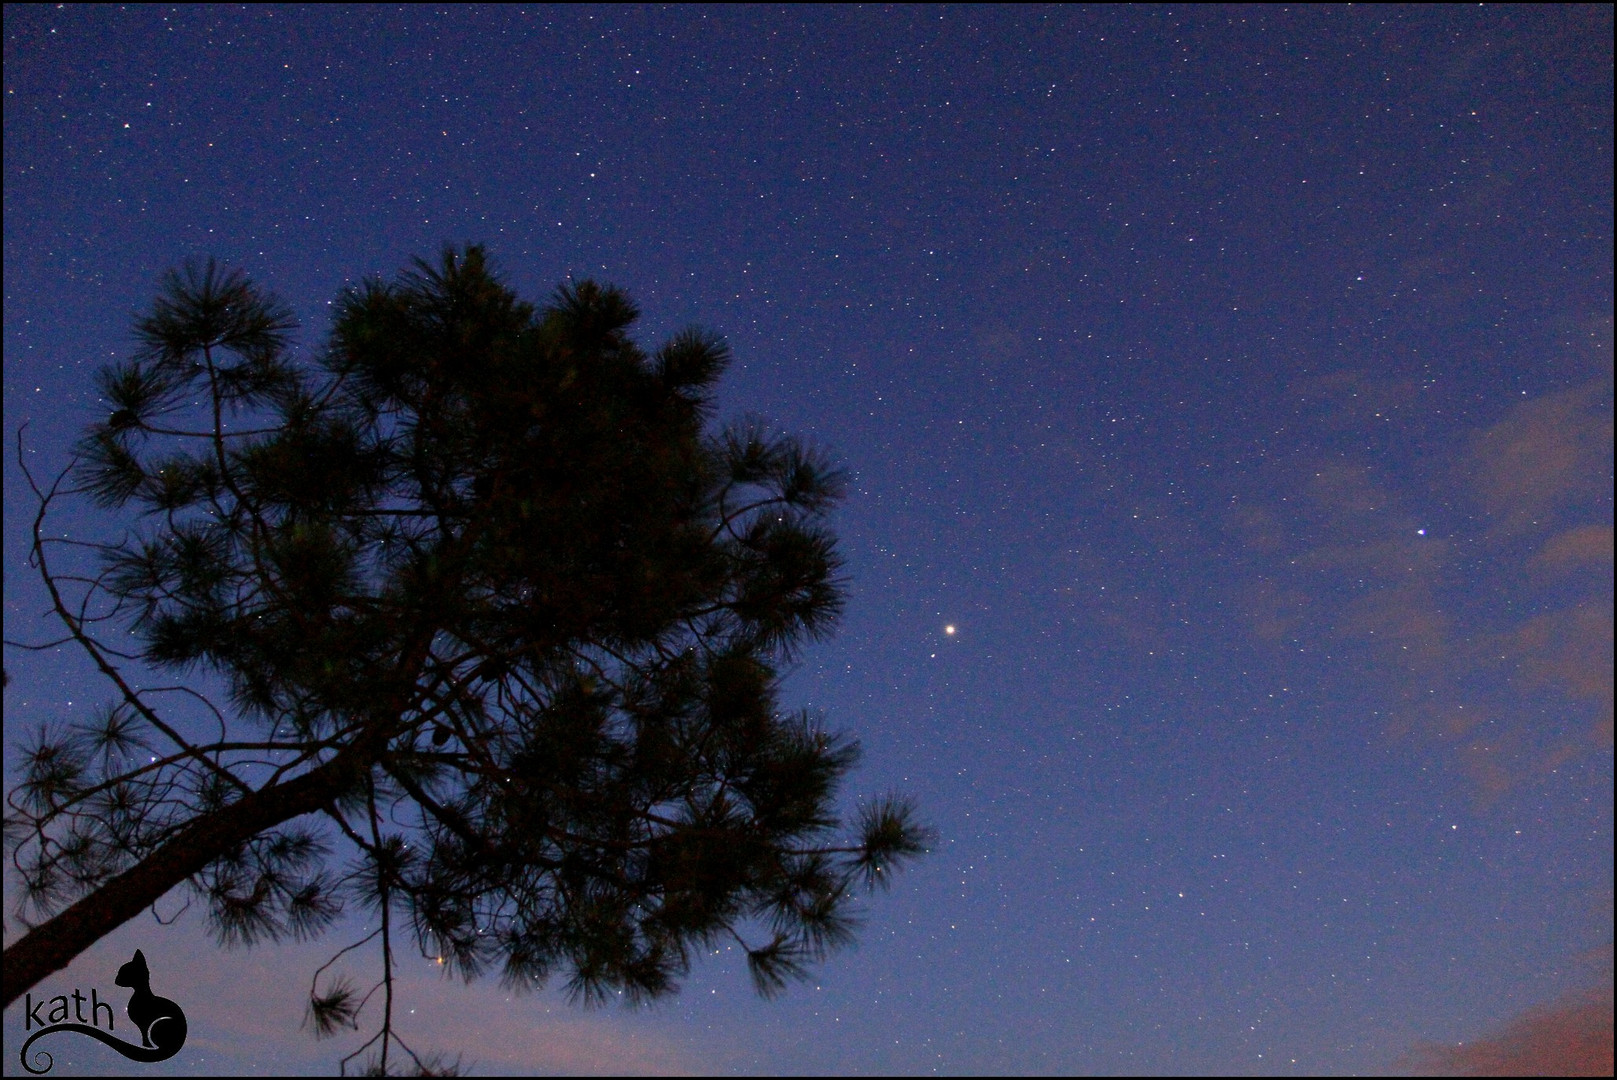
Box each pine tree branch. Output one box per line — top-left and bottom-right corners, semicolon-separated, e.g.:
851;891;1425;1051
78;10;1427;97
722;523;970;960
19;435;251;798
2;741;364;1007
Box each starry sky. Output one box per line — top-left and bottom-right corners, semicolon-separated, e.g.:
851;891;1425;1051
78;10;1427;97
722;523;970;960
3;5;1613;1076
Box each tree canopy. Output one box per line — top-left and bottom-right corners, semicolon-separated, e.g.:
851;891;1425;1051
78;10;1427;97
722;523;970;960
3;247;930;1074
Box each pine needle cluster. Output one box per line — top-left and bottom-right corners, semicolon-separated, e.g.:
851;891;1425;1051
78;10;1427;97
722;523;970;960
4;247;931;1073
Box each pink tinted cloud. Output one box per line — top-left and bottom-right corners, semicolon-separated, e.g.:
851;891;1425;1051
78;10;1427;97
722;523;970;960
1467;381;1613;536
1221;372;1613;796
1511;603;1616;745
1401;985;1614;1077
1531;524;1616;576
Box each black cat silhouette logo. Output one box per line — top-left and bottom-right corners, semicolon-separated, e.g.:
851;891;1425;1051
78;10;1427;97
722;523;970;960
18;949;188;1074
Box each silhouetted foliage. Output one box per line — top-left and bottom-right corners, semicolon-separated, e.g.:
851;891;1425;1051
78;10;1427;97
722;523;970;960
3;247;931;1074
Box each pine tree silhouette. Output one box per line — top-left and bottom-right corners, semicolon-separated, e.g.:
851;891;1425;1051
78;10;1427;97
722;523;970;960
4;247;930;1075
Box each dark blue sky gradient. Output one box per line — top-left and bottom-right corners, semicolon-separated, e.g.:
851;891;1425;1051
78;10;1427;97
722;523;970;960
4;5;1612;1076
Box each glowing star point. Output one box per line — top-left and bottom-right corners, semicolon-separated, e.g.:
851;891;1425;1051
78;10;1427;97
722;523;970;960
944;625;956;635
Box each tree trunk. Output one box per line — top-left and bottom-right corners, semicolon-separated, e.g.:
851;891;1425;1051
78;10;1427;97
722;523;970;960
2;750;363;1008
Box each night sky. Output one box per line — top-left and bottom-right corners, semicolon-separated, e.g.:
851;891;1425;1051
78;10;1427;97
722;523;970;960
3;5;1612;1077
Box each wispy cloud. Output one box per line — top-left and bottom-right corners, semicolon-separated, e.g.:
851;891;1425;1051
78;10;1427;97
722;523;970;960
1400;984;1614;1077
1467;382;1613;538
1220;371;1613;796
